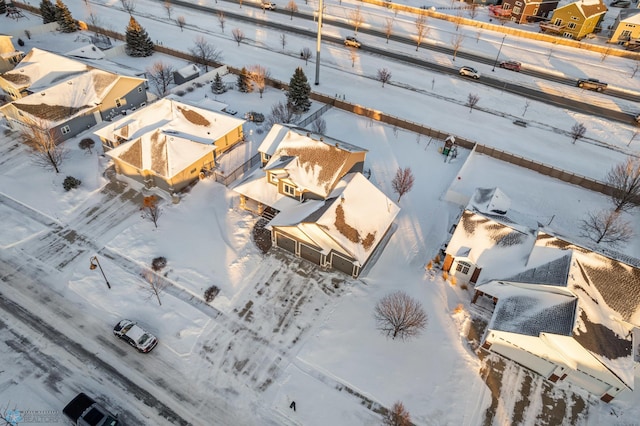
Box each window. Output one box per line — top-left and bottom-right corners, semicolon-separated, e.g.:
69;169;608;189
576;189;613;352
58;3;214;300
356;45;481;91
456;261;471;275
61;125;71;134
115;98;122;107
138;87;143;93
515;1;522;6
283;184;296;196
502;3;510;9
268;172;278;184
568;22;576;29
571;16;579;21
554;18;562;26
513;6;521;14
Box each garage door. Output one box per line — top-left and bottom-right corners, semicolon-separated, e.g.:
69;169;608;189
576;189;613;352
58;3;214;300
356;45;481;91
300;243;322;265
276;232;296;253
331;252;355;276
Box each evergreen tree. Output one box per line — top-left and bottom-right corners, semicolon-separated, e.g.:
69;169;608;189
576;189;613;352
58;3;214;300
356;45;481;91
211;73;227;95
236;67;252;93
287;67;311;113
39;0;56;24
125;16;155;57
1;0;9;15
55;0;79;33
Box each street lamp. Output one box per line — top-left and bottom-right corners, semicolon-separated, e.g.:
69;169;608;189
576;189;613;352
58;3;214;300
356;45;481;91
314;0;324;85
89;255;111;289
492;35;507;72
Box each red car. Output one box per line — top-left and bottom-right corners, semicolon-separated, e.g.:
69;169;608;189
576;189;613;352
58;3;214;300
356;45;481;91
499;61;522;72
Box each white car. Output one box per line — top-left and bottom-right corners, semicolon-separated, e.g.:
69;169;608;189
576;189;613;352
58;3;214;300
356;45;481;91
459;66;480;80
344;36;362;48
113;319;158;353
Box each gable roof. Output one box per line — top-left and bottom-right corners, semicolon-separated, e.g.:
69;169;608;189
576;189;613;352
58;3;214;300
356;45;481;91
1;48;90;93
556;0;607;18
95;98;244;147
104;129;215;179
268;173;400;266
258;124;368;198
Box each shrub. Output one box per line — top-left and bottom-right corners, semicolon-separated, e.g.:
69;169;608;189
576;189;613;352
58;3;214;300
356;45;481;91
17;38;25;46
152;256;167;271
204;285;219;302
186;86;195;92
176;90;186;96
63;176;81;191
79;138;95;153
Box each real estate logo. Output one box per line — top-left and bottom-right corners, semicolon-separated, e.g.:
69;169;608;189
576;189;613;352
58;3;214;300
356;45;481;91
3;408;61;424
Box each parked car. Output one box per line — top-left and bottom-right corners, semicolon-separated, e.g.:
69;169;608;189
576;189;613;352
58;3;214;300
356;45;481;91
499;60;522;72
113;319;158;353
610;0;631;7
262;1;276;10
344;36;361;48
577;78;607;92
63;393;119;426
635;113;640;125
459;66;480;79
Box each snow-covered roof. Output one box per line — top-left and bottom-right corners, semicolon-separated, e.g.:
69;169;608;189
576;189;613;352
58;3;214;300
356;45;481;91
258;124;368;199
176;64;200;78
560;0;607;18
104;129;215;179
617;8;640;24
468;187;511;215
95;98;245;147
65;44;106;60
8;68;122;127
0;48;90;92
268;173;400;266
446;209;539;279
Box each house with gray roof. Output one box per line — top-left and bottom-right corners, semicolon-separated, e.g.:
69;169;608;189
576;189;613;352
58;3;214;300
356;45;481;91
444;188;640;402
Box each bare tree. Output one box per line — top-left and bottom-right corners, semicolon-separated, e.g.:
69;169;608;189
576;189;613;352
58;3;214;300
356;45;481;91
218;11;226;33
286;0;297;19
391;167;414;202
415;14;428;51
522;99;531;116
232;28;245;46
121;0;135;14
79;138;95;154
249;64;270;98
451;34;464;61
570;122;586;144
146;61;175;96
601;47;611;63
176;15;186;31
349;47;358;68
349;5;364;34
141;195;162;228
312;117;326;134
629;62;640;78
238;0;243;7
265;100;298;127
377;67;392;87
468;3;479;19
374;291;427;340
20;119;67;173
383;401;412;426
163;0;173;18
466;93;480;113
606;157;640;212
143;257;167;306
301;47;312;65
384;18;394;44
454;8;463;31
280;33;286;50
189;36;222;72
579;209;632;247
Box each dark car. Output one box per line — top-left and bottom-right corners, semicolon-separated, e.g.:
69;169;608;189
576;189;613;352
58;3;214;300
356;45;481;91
577;78;607;92
113;319;158;353
499;60;522;72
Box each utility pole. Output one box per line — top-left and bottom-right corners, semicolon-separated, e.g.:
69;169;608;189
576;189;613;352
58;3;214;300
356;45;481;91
315;0;324;85
492;35;506;72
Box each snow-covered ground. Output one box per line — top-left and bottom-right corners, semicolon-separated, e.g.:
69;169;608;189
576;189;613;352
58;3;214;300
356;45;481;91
1;0;639;425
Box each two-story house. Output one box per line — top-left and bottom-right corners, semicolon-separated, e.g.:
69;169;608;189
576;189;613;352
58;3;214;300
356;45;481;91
443;187;639;402
233;124;400;278
608;8;640;45
0;35;24;74
540;0;607;39
499;0;559;24
95;98;245;193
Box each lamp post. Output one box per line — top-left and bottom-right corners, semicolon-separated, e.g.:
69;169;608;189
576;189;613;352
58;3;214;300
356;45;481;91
89;255;111;289
314;0;324;85
492;35;506;72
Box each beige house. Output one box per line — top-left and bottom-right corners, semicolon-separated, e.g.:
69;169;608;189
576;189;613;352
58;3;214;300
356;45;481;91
0;35;24;74
609;9;640;45
97;98;245;193
444;188;639;402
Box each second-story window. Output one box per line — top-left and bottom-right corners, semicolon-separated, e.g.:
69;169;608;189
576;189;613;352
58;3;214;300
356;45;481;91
456;261;471;275
283;184;296;196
